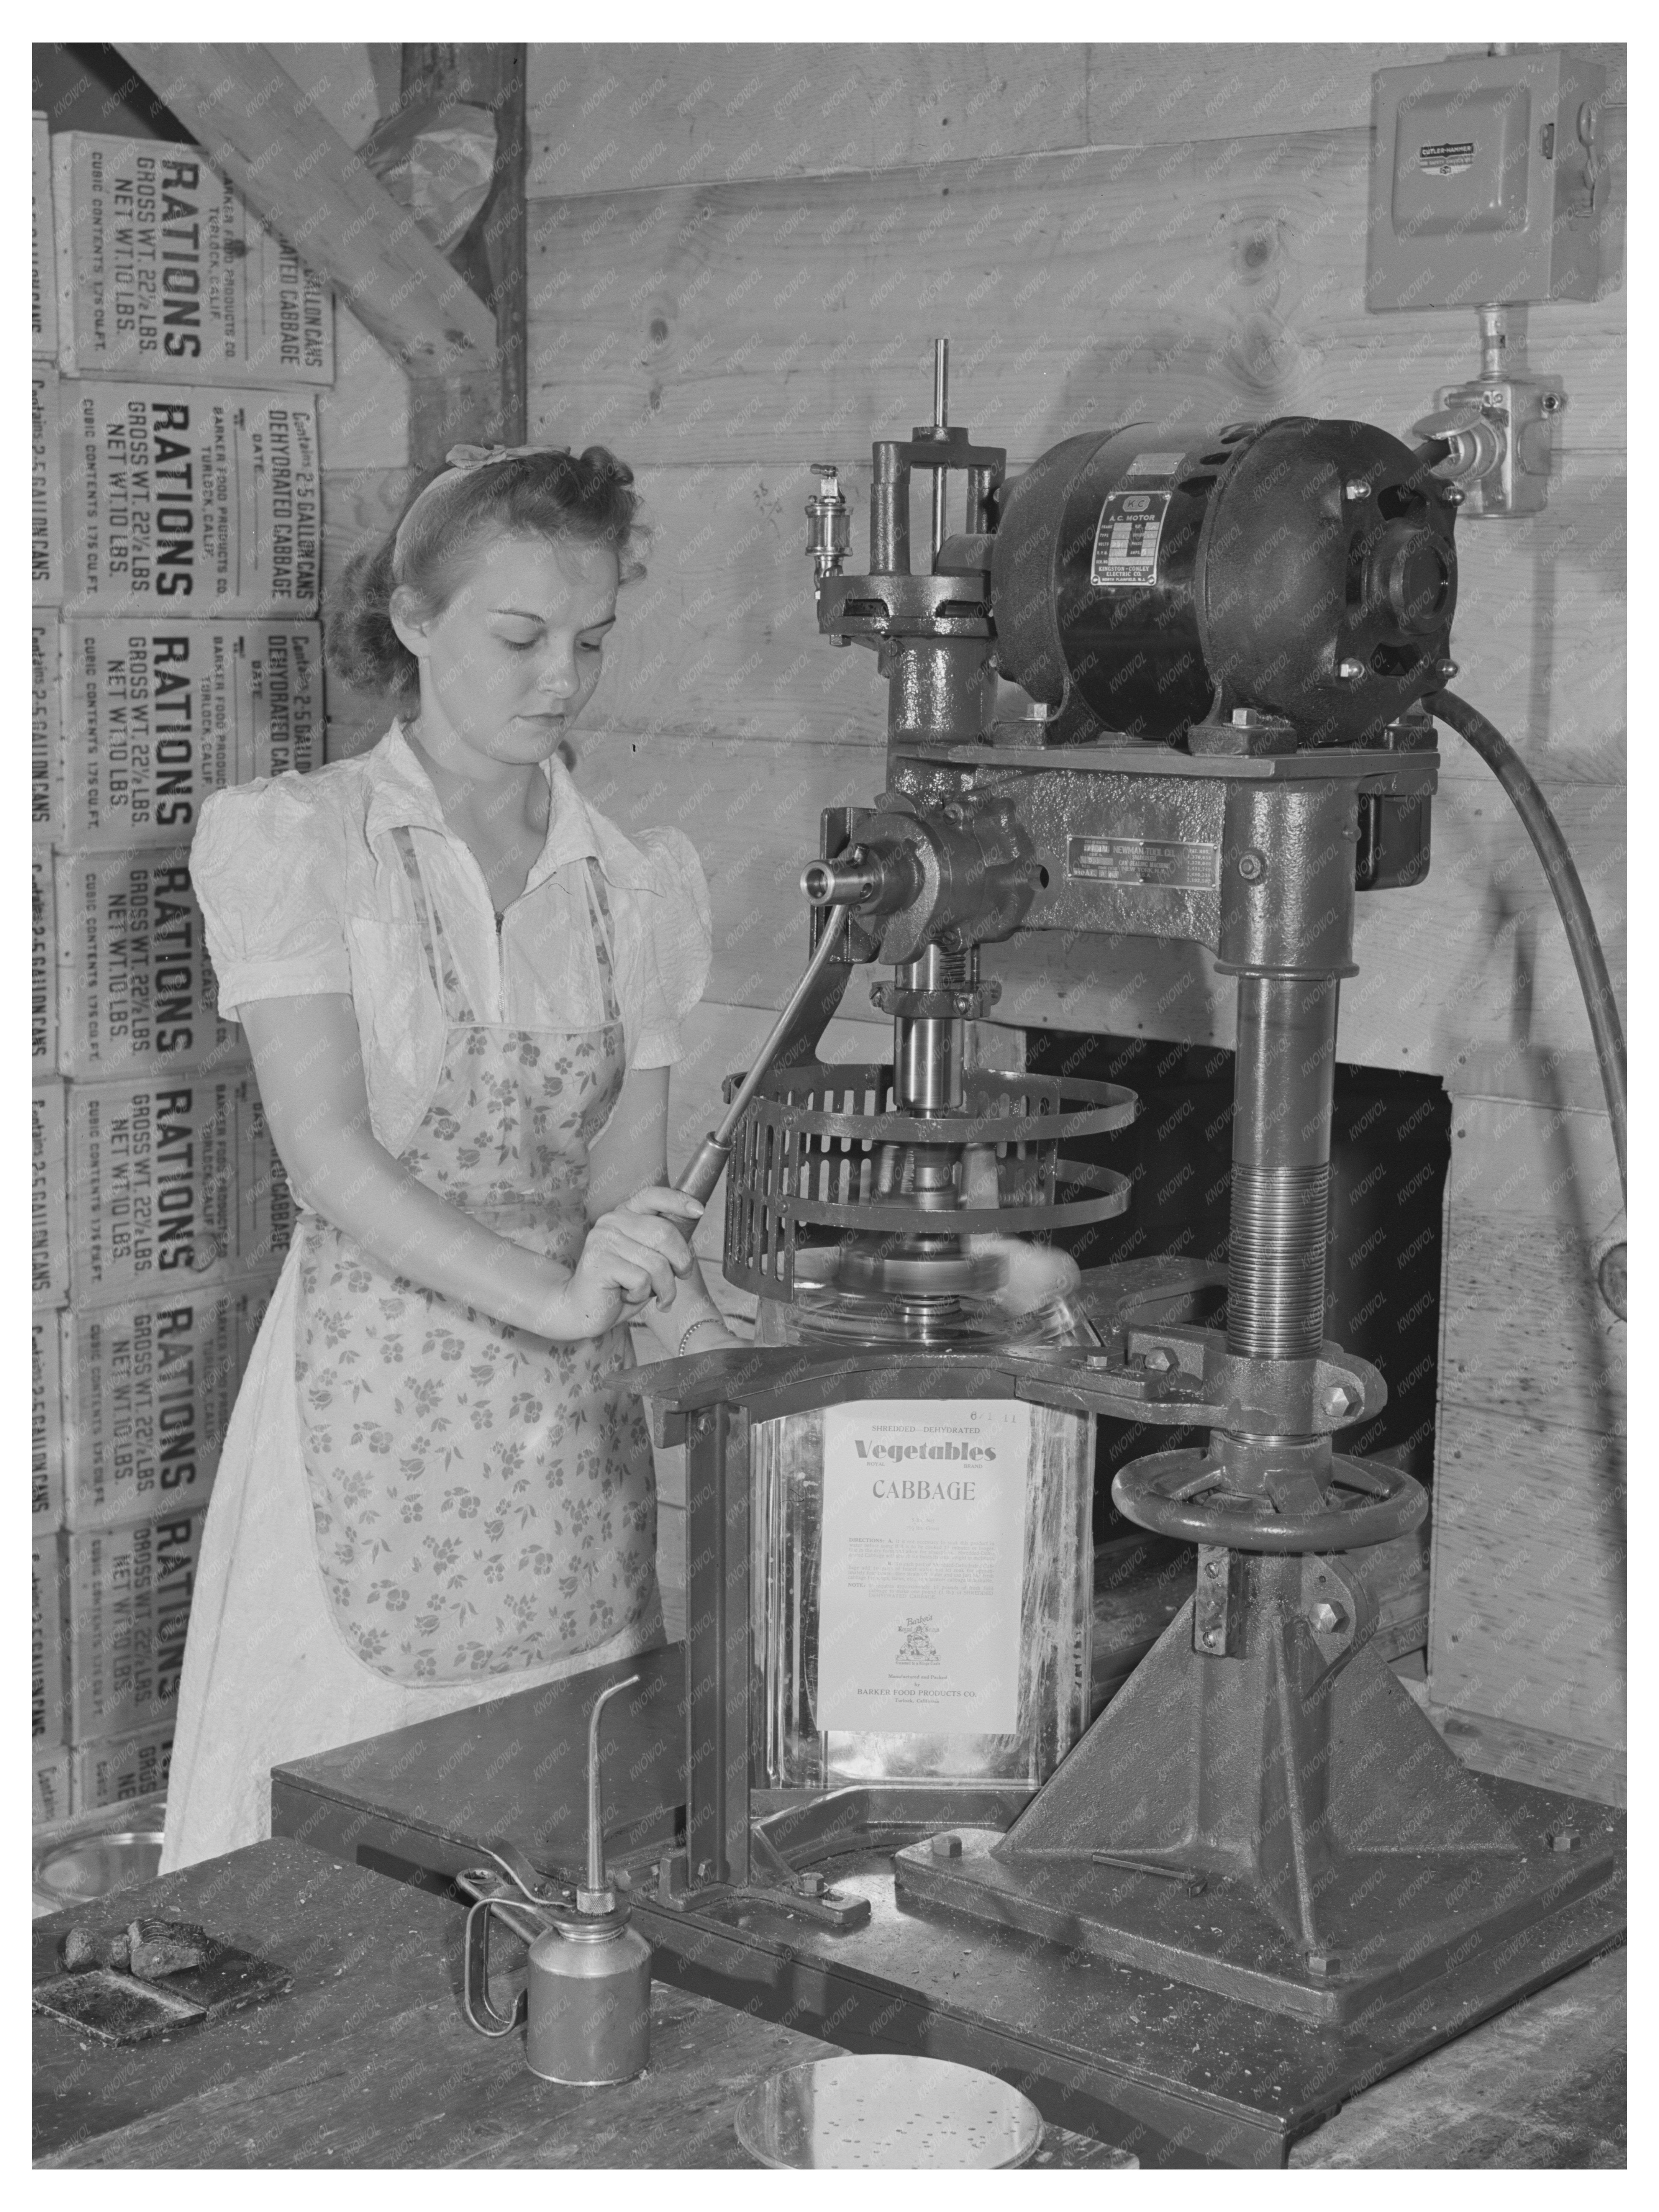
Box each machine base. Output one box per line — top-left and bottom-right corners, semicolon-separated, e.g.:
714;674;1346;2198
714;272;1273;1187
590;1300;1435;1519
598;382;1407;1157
892;1805;1618;2027
638;1779;1623;2168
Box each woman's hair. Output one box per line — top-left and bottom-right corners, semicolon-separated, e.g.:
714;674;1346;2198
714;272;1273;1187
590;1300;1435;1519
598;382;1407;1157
326;444;645;705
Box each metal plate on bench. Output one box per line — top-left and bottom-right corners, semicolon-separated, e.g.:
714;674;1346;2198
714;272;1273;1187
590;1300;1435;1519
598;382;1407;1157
735;2053;1043;2169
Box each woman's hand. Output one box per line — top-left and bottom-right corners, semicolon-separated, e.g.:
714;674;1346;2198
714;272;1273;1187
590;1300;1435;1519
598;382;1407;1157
540;1185;704;1339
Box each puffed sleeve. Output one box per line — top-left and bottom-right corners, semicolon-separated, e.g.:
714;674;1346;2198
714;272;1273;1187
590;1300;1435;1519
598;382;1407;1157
190;776;351;1022
626;828;713;1069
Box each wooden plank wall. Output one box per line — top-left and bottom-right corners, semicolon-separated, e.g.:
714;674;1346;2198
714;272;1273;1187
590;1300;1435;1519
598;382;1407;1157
521;44;1626;1776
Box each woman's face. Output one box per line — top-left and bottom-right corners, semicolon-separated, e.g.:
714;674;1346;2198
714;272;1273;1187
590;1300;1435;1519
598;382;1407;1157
392;528;620;774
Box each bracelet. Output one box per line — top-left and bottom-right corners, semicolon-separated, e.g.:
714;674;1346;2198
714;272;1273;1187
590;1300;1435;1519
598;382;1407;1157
677;1315;730;1356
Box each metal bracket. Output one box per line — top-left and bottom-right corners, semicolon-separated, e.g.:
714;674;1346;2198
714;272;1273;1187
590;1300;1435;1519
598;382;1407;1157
649;1841;872;1933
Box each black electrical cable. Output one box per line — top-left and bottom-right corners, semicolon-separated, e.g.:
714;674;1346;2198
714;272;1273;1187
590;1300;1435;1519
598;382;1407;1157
1425;689;1627;1207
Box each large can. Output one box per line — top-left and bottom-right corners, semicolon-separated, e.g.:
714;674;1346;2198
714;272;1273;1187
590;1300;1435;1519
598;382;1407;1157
749;1361;1095;1791
990;416;1457;746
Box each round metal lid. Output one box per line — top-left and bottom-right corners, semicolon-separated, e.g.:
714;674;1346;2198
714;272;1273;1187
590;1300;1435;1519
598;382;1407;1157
734;2053;1043;2169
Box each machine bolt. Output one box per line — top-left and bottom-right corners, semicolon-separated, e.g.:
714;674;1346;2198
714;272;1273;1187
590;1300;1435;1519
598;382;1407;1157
1236;851;1266;882
1546;1827;1581;1855
796;1871;830;1896
953;995;974;1015
1539;391;1566;414
695;1858;716;1883
1205;1559;1223;1581
1436;659;1459;681
1200;1629;1220;1650
942;801;968;825
1142;1346;1175;1373
931;1832;964;1861
1442;486;1466;507
1337;658;1367;682
1343;477;1370;502
1321;1383;1357;1418
1304;1946;1342;1978
1308;1600;1348;1636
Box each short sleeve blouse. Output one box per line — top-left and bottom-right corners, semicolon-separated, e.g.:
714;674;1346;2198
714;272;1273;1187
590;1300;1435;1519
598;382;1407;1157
190;723;713;1156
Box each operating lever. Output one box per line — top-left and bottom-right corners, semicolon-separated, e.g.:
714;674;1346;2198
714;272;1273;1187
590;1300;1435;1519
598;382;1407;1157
673;904;851;1207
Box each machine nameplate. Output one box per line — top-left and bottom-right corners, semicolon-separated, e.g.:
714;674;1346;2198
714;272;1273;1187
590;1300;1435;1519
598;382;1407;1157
1067;835;1219;889
817;1399;1030;1736
1089;488;1171;589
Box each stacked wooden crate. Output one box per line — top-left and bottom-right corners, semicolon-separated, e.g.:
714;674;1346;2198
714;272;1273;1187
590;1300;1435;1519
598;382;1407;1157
31;110;331;1823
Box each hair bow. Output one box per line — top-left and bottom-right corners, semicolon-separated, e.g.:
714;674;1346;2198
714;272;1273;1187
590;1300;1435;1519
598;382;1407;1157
442;442;571;472
392;443;578;572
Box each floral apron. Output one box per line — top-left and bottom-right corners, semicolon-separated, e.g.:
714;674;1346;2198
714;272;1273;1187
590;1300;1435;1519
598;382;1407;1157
292;830;658;1685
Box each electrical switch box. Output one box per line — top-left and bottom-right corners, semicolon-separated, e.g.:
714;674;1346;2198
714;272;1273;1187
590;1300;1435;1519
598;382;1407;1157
1367;50;1607;308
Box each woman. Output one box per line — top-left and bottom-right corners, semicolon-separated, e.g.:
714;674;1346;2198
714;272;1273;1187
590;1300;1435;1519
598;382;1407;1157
162;443;731;1869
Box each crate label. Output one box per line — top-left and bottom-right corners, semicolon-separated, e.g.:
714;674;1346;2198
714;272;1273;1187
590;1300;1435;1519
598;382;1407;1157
62;1279;275;1528
34;1746;71;1827
33;618;61;840
816;1399;1029;1735
62;620;322;845
67;1072;291;1303
34;1536;66;1746
33;367;63;606
34;1083;68;1305
33;849;56;1069
67;1509;205;1740
52;131;332;384
74;1727;174;1811
57;382;320;618
56;848;239;1075
34;1312;64;1533
33;113;57;357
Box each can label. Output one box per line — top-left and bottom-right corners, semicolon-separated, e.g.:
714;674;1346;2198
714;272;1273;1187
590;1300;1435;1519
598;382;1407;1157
1067;835;1220;889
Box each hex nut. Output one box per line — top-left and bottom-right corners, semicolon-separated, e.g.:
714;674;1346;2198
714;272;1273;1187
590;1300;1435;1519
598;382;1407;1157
931;1832;963;1861
1304;1947;1342;1978
1143;1346;1175;1373
1321;1384;1356;1418
1547;1828;1581;1855
1343;477;1369;502
1308;1600;1348;1636
1237;851;1266;882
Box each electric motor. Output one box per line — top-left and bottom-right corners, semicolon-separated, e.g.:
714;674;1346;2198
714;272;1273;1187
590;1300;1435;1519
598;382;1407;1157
990;416;1458;746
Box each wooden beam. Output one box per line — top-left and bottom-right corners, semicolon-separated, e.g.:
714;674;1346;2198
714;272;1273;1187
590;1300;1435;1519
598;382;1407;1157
115;43;498;382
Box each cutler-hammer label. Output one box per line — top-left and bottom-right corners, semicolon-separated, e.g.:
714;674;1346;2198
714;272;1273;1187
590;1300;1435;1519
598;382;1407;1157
1090;487;1172;589
1069;835;1220;889
1418;139;1476;176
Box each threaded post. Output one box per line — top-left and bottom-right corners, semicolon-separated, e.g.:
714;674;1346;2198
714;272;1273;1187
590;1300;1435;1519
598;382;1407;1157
1226;974;1338;1363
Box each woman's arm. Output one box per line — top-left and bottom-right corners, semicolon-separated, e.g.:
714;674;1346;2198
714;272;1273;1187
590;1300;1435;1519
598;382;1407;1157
589;1064;737;1358
240;994;699;1340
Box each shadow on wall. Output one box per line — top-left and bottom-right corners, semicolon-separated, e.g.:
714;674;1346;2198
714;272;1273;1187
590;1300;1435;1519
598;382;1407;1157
1025;1028;1451;1545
